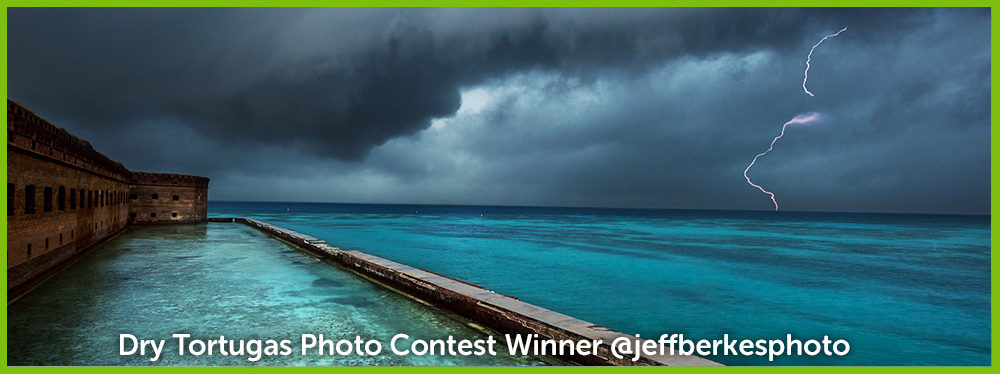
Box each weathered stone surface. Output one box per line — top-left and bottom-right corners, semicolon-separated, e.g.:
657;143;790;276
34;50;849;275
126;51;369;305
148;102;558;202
238;218;722;367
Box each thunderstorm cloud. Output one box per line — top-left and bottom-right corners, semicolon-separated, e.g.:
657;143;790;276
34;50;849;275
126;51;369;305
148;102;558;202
7;7;990;214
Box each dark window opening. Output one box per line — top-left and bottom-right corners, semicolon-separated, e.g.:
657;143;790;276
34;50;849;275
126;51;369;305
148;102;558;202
27;244;32;258
80;190;85;209
7;183;13;216
173;195;179;201
129;212;137;219
45;238;49;249
70;188;76;209
172;212;178;218
60;233;63;244
71;231;74;239
151;194;159;200
152;180;157;184
129;193;138;200
43;187;53;212
150;212;157;217
58;186;66;211
25;185;36;214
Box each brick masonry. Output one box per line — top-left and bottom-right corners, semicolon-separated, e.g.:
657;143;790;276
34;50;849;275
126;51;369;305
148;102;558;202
7;100;210;300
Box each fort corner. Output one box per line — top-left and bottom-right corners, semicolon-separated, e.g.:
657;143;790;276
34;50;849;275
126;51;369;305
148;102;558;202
127;172;209;223
7;99;210;300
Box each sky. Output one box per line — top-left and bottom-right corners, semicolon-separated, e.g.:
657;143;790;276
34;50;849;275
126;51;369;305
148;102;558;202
7;7;991;214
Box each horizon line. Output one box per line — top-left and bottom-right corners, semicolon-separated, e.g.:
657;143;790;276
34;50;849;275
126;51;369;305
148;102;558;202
205;199;989;217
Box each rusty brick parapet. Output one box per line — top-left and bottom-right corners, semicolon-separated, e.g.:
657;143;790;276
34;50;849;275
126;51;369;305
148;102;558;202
8;100;132;182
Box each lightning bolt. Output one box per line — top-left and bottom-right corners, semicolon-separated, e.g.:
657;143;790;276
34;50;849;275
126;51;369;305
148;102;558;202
744;113;825;211
744;27;847;210
802;27;847;97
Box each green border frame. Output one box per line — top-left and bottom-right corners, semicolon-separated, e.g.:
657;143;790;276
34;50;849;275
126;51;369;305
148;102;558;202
1;1;994;372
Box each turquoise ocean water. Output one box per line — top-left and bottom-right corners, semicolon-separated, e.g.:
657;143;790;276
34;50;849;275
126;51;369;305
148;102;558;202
209;202;991;366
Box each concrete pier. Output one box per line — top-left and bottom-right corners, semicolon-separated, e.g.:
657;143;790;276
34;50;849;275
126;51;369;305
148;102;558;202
228;217;722;367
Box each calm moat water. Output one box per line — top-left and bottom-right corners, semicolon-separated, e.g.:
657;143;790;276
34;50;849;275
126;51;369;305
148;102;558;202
209;202;991;366
7;223;548;366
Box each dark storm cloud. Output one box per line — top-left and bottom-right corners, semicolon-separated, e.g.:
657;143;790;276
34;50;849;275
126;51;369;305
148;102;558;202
7;7;991;213
10;7;923;160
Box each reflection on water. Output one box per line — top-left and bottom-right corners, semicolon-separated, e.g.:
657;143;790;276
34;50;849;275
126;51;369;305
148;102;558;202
8;223;548;366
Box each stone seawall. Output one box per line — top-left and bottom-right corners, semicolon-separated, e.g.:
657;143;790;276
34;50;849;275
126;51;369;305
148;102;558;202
229;217;721;367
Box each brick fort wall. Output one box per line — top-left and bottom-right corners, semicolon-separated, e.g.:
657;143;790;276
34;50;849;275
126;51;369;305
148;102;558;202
128;172;209;223
7;99;210;299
